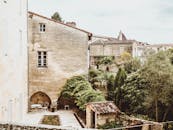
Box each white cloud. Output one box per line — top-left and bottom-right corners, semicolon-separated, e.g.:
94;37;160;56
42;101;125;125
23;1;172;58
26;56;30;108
28;0;173;43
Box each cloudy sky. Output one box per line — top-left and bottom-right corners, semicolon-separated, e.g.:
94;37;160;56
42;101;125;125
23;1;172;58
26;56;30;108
28;0;173;43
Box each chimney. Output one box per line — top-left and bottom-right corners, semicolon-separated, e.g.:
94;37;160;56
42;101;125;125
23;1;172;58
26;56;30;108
66;22;76;27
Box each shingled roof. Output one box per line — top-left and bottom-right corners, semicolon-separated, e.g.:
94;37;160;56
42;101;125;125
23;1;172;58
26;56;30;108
87;101;120;114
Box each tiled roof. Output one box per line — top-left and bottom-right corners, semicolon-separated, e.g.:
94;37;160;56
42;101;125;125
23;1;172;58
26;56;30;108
28;11;92;36
87;101;120;114
90;39;135;45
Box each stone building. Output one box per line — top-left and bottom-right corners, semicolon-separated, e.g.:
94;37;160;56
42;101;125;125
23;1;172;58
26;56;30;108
89;31;148;69
86;101;120;128
134;43;173;62
144;44;173;53
0;0;28;122
28;12;92;109
85;101;163;129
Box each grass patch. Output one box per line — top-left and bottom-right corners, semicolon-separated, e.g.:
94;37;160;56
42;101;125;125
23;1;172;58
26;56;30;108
41;115;60;126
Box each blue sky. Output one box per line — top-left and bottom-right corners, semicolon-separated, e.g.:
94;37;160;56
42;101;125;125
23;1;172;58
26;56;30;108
28;0;173;43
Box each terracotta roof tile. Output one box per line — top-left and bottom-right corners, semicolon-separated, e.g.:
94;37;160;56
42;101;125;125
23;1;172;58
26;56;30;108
87;101;120;114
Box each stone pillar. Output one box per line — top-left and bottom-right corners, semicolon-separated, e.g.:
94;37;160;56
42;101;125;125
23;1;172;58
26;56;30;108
86;105;92;128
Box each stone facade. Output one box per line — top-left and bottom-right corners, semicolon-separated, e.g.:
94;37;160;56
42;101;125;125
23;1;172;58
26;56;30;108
0;0;28;122
135;44;173;62
89;32;148;69
89;39;136;70
28;12;92;109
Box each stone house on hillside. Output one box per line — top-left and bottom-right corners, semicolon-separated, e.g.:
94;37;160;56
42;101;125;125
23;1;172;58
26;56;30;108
133;44;173;62
144;44;173;53
89;31;147;70
28;12;92;110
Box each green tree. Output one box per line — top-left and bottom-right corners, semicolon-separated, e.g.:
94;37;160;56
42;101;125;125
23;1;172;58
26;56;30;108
51;12;62;22
120;52;132;62
62;76;86;97
120;72;147;114
89;69;112;89
124;58;141;74
166;48;173;65
114;68;127;109
61;75;105;111
107;75;115;101
141;51;173;121
100;56;114;65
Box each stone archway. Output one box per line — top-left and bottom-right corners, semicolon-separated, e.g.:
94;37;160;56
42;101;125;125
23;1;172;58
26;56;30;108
30;91;51;108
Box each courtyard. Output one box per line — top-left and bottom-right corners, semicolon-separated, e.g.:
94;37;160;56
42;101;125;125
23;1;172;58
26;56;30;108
22;110;82;129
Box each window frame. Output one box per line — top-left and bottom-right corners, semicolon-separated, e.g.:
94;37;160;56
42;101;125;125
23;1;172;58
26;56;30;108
37;51;47;68
39;23;46;32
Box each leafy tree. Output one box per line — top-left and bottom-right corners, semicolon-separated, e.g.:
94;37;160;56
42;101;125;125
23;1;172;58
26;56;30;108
124;58;141;74
51;12;62;22
120;72;147;114
114;68;127;109
76;90;105;110
61;75;105;111
93;56;114;70
166;48;173;65
72;81;92;96
89;69;102;82
89;69;112;89
120;52;132;61
100;56;114;65
141;51;173;121
107;75;115;101
62;76;86;97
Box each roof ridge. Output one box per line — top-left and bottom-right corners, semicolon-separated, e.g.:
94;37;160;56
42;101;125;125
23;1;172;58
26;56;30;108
28;11;92;36
93;35;117;39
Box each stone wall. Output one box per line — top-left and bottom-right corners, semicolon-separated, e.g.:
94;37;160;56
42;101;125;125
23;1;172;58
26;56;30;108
97;114;116;127
0;0;28;122
28;12;90;108
90;43;133;57
0;123;75;130
89;43;133;70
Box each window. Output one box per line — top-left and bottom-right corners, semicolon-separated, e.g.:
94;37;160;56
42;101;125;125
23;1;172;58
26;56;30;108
38;51;47;67
120;46;125;54
39;23;46;32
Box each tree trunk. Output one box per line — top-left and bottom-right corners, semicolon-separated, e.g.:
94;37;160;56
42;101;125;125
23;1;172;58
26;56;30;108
162;107;170;122
155;100;158;122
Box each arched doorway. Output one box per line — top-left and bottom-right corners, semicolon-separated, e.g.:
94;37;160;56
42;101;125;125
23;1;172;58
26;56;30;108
30;91;51;108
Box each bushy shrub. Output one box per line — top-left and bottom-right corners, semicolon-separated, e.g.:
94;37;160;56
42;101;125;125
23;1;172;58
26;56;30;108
124;58;141;74
61;75;105;110
98;121;123;129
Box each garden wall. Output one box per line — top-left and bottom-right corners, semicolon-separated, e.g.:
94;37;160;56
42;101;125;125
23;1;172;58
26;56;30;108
0;123;75;130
